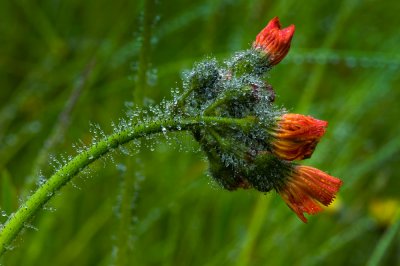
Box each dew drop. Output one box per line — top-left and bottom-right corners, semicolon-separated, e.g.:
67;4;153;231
23;222;39;231
116;163;127;173
37;174;46;187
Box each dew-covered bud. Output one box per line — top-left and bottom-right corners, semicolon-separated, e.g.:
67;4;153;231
227;49;272;78
269;114;328;161
193;127;252;191
243;151;291;193
251;83;275;103
208;155;252;191
253;17;295;66
184;59;220;103
275;165;342;223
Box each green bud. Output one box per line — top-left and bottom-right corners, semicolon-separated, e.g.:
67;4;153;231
227;49;270;77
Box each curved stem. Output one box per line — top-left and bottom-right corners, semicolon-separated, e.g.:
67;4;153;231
173;86;195;111
203;87;252;116
0;115;253;255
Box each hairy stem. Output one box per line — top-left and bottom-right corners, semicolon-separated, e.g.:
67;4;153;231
0;115;253;255
173;86;195;111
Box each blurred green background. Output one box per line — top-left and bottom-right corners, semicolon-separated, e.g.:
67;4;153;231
1;0;399;265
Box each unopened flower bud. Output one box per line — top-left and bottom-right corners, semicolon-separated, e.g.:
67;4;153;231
269;114;328;161
253;17;295;66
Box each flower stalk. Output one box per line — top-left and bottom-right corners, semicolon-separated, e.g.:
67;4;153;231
0;116;253;255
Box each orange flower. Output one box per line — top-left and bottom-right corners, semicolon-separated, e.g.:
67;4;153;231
253;17;295;66
276;165;342;223
270;114;328;161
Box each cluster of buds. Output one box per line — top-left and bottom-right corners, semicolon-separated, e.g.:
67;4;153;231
176;17;342;223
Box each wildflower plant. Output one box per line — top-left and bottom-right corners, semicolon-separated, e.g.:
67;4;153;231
0;17;342;255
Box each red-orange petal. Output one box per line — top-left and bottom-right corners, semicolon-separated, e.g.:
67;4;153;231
253;17;295;66
270;114;328;161
277;165;343;223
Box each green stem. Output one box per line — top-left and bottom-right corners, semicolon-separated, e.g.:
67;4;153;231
0;115;253;255
203;87;252;116
203;94;227;115
173;85;196;111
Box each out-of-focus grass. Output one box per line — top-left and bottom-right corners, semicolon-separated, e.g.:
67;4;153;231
0;0;399;265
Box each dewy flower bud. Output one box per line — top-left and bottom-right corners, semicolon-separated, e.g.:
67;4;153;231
276;165;343;223
269;114;328;161
253;17;295;66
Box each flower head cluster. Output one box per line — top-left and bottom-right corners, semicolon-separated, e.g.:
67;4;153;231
176;17;342;223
